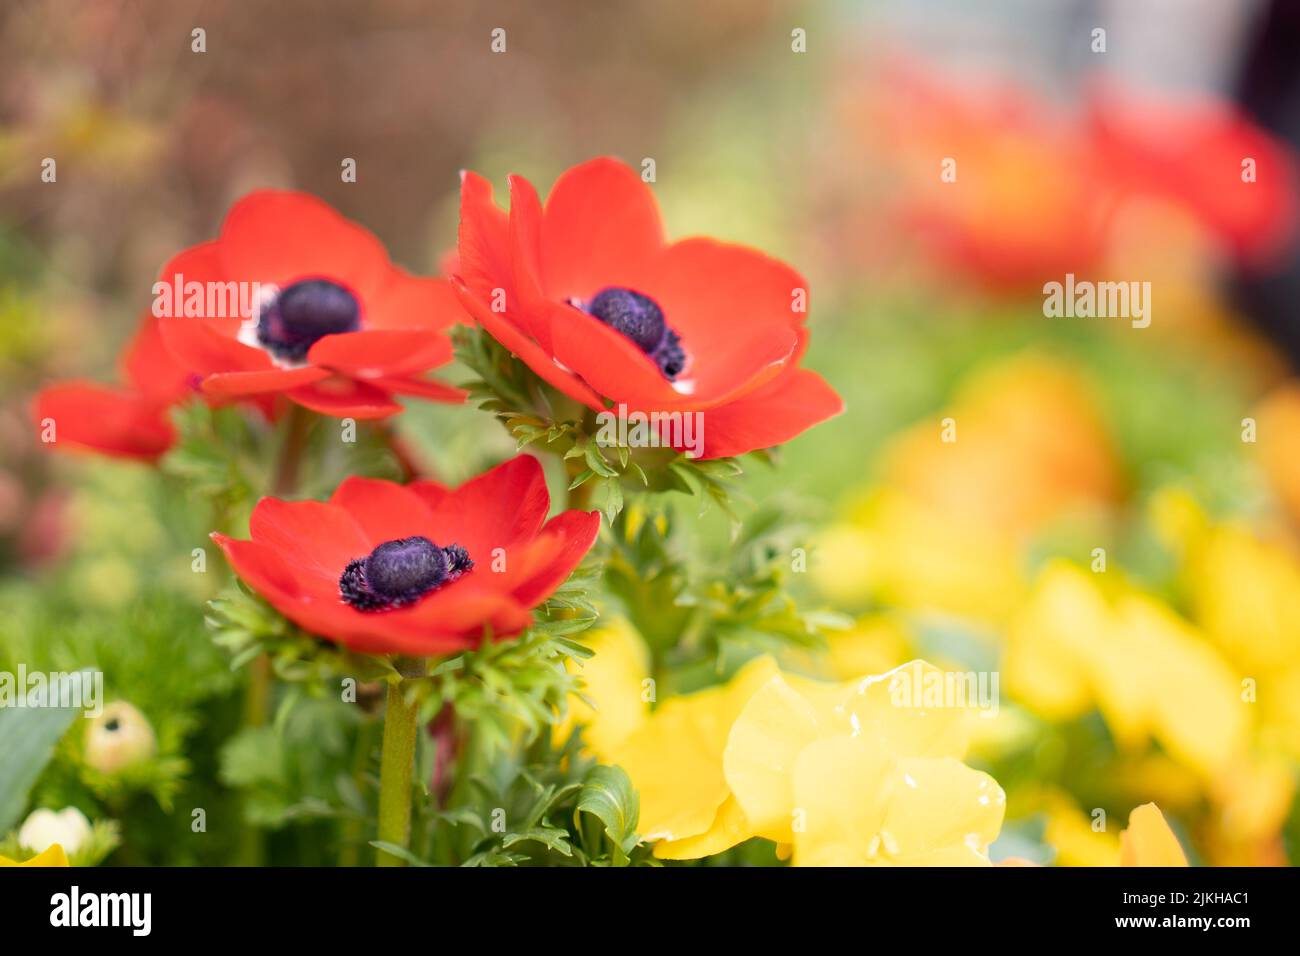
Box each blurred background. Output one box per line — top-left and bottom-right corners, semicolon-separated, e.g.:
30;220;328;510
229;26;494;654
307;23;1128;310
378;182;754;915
3;0;1300;866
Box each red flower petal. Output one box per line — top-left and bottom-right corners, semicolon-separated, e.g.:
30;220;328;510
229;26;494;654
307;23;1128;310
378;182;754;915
154;241;246;338
538;158;663;300
506;509;602;607
202;366;330;397
121;314;195;402
158;315;272;377
218;190;392;301
506;173;555;347
639;239;804;402
286;378;403;419
407;455;552;558
306;330;453;379
369;375;466;403
365;272;466;332
696;365;844;459
33;382;176;461
247;497;368;590
457;171;514;305
549;299;684;406
451;278;604;410
328;477;437;545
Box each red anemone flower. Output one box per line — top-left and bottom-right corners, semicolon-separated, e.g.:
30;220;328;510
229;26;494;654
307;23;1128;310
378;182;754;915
33;313;197;461
212;455;600;656
452;158;842;459
157;190;466;420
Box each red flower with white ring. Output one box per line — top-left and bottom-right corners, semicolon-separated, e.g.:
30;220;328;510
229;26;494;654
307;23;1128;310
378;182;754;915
453;158;843;459
157;190;466;420
212;456;600;656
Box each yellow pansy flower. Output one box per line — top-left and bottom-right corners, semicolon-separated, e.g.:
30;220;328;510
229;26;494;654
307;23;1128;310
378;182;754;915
1119;803;1189;867
1005;562;1247;779
0;844;70;867
615;657;1004;864
614;656;781;856
793;735;1004;866
554;616;651;762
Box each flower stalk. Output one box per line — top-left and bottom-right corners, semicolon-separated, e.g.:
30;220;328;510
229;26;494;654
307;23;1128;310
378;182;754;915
376;662;425;866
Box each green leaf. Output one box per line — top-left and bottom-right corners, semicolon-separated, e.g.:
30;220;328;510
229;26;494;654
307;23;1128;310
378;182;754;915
0;695;81;831
368;841;433;866
575;765;641;866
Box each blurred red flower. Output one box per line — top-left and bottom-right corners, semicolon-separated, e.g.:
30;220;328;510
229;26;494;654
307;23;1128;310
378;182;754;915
453;157;842;459
864;62;1299;291
212;456;599;656
157;190;465;420
33;313;196;461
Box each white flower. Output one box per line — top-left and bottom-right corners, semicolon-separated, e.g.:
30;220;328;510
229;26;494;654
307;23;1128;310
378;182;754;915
17;807;92;855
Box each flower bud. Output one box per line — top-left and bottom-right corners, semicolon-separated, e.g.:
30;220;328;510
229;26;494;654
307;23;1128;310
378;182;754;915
17;807;91;855
84;701;156;773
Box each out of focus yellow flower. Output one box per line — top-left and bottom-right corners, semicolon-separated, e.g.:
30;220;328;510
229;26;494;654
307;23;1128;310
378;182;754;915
615;658;1005;865
1119;803;1189;867
814;354;1119;624
0;845;70;867
554;617;651;762
1006;562;1247;779
1171;504;1300;761
1042;795;1189;866
882;355;1120;537
1042;793;1122;867
1254;381;1300;529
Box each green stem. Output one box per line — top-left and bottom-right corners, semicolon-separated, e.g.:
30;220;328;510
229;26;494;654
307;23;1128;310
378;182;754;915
236;404;311;865
272;404;312;496
376;675;422;866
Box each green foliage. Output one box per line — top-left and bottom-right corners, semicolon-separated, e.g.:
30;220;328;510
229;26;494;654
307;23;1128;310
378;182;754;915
219;694;364;829
412;730;653;867
603;500;848;691
0;699;80;832
454;324;749;523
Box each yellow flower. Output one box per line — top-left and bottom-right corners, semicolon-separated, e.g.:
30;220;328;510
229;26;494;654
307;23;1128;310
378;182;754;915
881;354;1119;540
792;734;1004;866
1119;804;1189;867
554;617;651;762
813;355;1117;625
1043;793;1121;867
1254;380;1300;528
0;844;70;867
614;657;1006;865
1006;562;1247;779
614;656;781;857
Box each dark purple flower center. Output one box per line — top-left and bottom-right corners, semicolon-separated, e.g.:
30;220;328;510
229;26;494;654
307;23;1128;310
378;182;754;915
257;277;361;361
339;536;473;612
583;287;685;380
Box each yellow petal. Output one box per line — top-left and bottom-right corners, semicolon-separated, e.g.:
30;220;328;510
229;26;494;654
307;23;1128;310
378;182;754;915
882;757;1004;866
0;844;70;867
838;660;975;759
614;656;779;843
1120;803;1189;867
792;735;893;866
723;675;821;843
653;796;752;860
1005;563;1109;721
554;617;651;761
1043;792;1121;867
1114;597;1247;778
